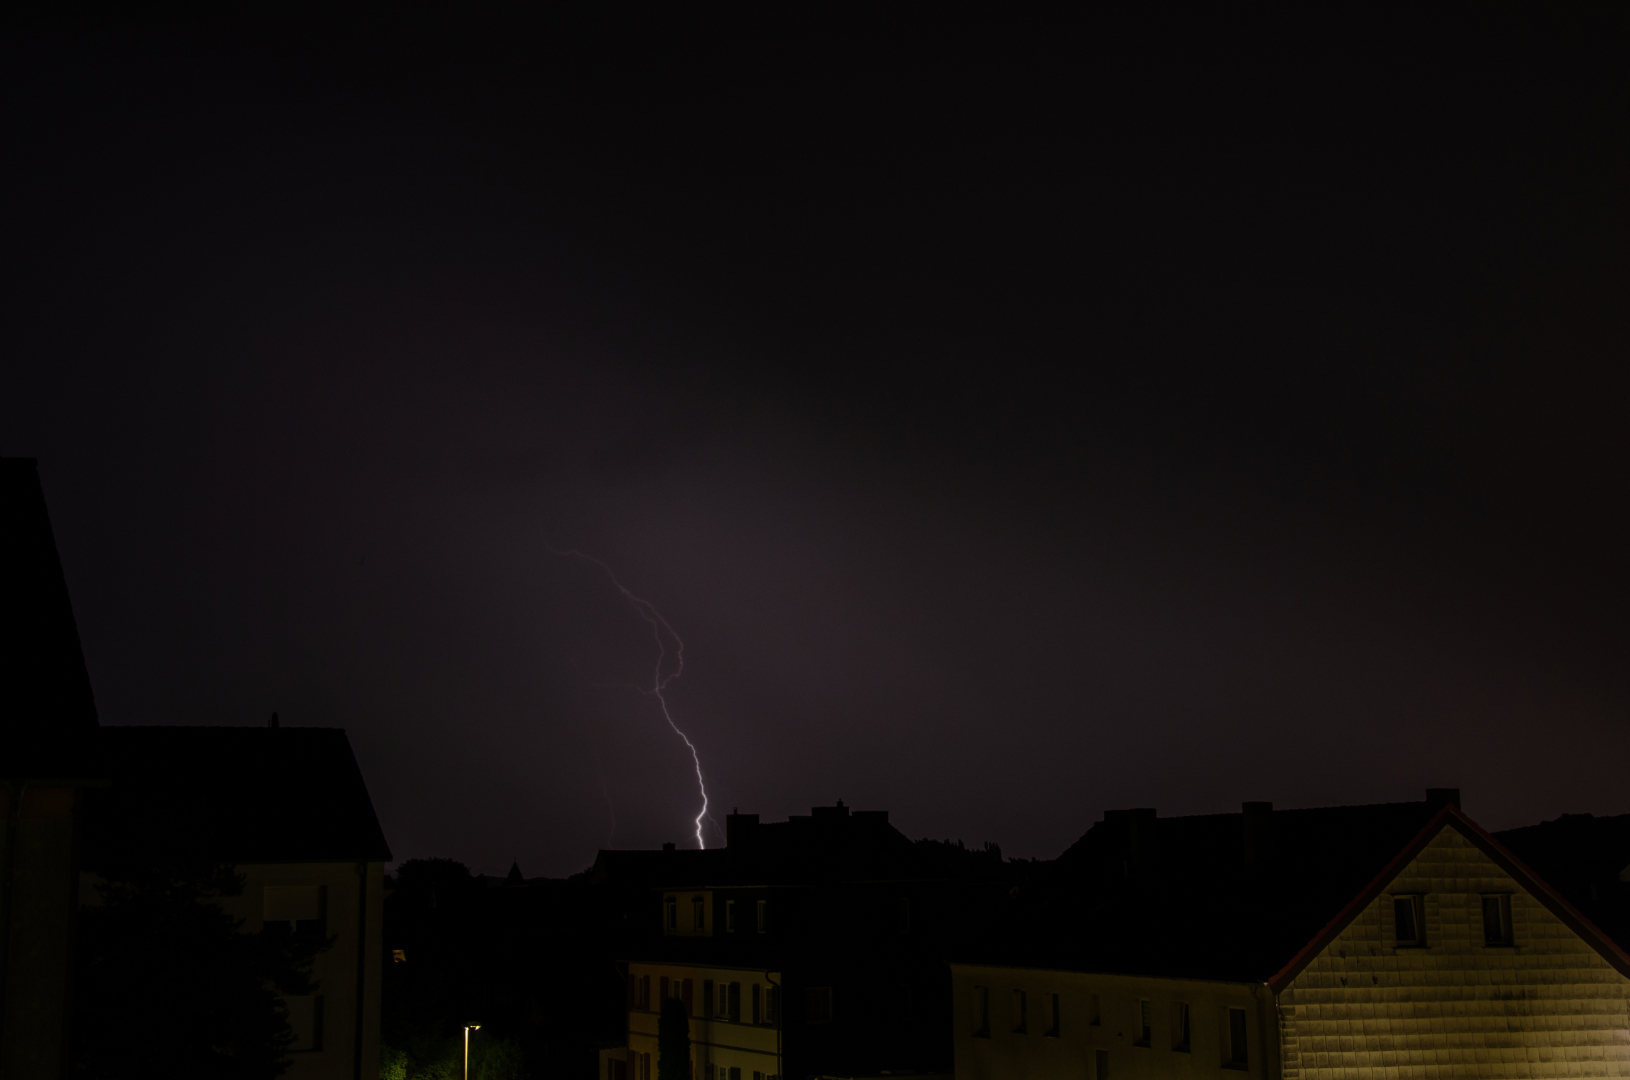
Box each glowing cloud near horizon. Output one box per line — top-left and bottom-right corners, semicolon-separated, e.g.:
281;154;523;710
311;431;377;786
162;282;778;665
549;545;714;849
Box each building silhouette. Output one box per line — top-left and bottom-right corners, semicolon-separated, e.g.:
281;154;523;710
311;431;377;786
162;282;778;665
592;802;1018;1080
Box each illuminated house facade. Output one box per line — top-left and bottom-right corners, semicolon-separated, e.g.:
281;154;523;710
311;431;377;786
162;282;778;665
592;803;1016;1080
951;792;1630;1080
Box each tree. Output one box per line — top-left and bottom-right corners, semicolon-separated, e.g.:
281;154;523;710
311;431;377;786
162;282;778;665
658;997;691;1080
71;854;327;1080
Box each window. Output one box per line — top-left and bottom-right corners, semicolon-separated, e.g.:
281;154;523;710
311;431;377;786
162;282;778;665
263;885;324;935
754;1073;764;1080
683;978;694;1015
660;976;670;1003
1226;1007;1249;1069
1011;989;1028;1034
637;975;651;1011
694;895;706;932
1095;1049;1109;1080
1482;894;1514;946
1393;894;1424;946
609;1058;628;1080
665;895;678;931
703;980;715;1018
806;987;833;1025
1171;1002;1190;1052
765;986;780;1026
1044;993;1060;1037
727;900;738;932
729;1068;740;1080
973;985;990;1038
752;984;762;1024
728;982;742;1022
718;982;729;1018
286;994;324;1051
756;899;768;933
638;1053;650;1080
1089;992;1101;1026
1134;999;1151;1047
391;949;406;963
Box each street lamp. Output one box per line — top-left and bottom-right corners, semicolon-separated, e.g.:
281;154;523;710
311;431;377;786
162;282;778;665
463;1024;481;1080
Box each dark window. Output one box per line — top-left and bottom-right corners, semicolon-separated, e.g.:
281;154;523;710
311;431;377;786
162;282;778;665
683;979;694;1015
1483;895;1513;946
765;987;779;1026
1134;1000;1151;1047
728;982;742;1022
665;895;677;931
1044;993;1060;1038
703;980;715;1018
1227;1007;1249;1068
806;987;833;1025
638;975;651;1011
752;984;762;1024
973;986;990;1038
729;1068;741;1080
1095;1049;1109;1080
1393;895;1422;946
756;899;768;933
1172;1002;1190;1052
1011;989;1027;1034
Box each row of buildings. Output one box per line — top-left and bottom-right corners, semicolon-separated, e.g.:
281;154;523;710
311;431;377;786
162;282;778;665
598;796;1630;1080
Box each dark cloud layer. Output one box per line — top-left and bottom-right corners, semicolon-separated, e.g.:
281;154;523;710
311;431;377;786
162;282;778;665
5;8;1630;874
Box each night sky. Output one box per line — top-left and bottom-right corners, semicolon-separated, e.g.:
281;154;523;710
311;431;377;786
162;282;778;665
6;8;1630;876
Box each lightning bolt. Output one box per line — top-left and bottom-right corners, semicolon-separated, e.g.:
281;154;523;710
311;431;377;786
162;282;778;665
550;545;715;849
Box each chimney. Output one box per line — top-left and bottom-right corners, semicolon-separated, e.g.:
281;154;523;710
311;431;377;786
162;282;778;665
1242;801;1274;868
726;811;760;848
1104;808;1159;878
1426;788;1461;810
662;842;676;852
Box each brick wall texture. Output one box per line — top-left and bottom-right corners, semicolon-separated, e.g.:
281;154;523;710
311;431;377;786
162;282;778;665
1281;827;1630;1080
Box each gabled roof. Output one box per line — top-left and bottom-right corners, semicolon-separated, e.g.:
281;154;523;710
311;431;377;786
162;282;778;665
1;458;100;778
958;792;1630;987
1495;812;1630;952
84;726;391;865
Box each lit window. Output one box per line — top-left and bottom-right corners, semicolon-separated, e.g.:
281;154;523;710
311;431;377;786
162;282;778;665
391;949;406;963
1393;895;1424;946
1482;894;1514;946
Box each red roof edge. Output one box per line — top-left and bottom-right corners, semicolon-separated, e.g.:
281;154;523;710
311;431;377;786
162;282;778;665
1268;805;1630;992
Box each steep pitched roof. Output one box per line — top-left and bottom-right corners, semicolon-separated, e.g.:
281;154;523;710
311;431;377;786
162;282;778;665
959;793;1629;986
1495;812;1630;952
84;726;391;865
1;458;100;777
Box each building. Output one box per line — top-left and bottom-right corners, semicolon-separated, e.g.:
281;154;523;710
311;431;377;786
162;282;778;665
592;802;1017;1080
951;791;1630;1080
81;724;392;1080
0;456;392;1079
0;457;105;1079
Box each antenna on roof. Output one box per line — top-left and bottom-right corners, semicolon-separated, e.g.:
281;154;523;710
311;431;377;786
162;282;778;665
269;712;279;729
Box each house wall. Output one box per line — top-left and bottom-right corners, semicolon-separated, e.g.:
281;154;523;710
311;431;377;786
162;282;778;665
627;961;781;1080
1281;827;1630;1080
951;964;1269;1080
225;860;385;1080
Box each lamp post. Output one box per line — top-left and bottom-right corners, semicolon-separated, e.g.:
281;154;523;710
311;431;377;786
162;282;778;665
463;1024;481;1080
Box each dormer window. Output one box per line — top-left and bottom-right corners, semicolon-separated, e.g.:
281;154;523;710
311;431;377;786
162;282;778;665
1482;894;1514;946
1393;895;1425;946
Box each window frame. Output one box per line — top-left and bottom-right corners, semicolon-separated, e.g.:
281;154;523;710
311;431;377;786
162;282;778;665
972;985;990;1038
1392;893;1425;947
1482;893;1514;947
1011;988;1028;1035
1171;1001;1190;1052
1224;1006;1249;1070
1133;999;1151;1048
1043;992;1061;1038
